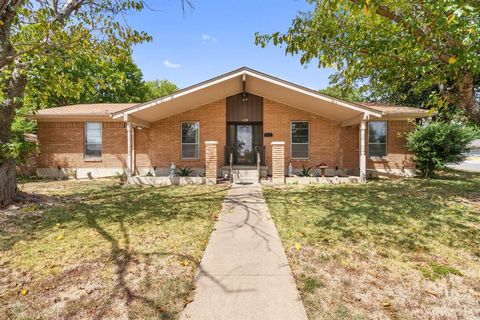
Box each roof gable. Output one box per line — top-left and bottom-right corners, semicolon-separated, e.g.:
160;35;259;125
112;67;383;123
29;67;429;123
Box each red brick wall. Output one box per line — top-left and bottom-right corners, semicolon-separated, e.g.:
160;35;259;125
37;122;131;169
36;100;226;171
37;98;415;174
339;124;360;169
263;99;342;170
367;120;415;170
37;122;126;168
148;99;226;168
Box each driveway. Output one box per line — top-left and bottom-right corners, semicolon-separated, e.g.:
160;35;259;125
447;160;480;173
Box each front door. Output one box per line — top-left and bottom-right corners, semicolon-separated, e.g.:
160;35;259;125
236;125;253;164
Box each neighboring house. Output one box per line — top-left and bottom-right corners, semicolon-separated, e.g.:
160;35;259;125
29;67;428;182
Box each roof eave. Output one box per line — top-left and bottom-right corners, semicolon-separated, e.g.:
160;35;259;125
382;112;430;118
28;114;121;121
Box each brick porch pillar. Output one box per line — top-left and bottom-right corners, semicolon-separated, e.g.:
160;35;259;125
271;141;285;184
205;141;218;184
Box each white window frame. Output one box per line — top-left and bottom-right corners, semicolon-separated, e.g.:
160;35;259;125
84;122;102;160
290;121;310;160
368;121;388;158
181;121;200;160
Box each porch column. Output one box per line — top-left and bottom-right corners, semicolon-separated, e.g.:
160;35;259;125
359;120;367;181
271;141;285;184
205;141;218;184
127;122;133;178
132;124;135;175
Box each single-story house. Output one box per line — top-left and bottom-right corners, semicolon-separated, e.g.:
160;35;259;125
29;67;428;183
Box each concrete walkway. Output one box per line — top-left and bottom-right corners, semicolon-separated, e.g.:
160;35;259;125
180;184;308;320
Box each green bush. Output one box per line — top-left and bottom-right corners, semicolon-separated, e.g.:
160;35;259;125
0;116;37;165
299;165;313;177
406;122;478;178
176;167;194;177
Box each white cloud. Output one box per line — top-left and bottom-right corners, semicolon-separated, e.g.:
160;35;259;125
202;34;217;43
163;60;181;68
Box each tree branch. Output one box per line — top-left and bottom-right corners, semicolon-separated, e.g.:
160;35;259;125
53;0;86;24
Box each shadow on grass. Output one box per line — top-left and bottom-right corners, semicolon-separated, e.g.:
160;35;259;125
3;183;226;249
1;182;228;319
264;170;480;256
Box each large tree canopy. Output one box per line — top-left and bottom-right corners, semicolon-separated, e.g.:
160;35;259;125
256;0;480;123
0;0;154;205
25;48;150;110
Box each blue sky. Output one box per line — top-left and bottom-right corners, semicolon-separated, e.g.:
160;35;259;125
128;0;335;90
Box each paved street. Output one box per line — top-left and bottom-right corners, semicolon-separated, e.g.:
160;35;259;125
447;161;480;173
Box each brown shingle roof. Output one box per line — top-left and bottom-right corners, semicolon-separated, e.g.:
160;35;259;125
35;103;137;116
357;102;429;116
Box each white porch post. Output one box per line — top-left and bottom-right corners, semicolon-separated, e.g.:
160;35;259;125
359;119;367;181
132;125;135;175
127;122;133;178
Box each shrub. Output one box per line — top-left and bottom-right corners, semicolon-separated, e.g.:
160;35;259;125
176;167;194;177
406;122;478;178
299;165;313;177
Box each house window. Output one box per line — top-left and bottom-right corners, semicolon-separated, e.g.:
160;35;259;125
84;122;102;159
181;122;199;159
291;121;309;159
368;121;387;157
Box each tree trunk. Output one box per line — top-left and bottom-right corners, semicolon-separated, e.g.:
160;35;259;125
0;98;18;206
456;71;480;124
0;103;18;206
0;159;17;207
0;61;27;206
0;0;88;206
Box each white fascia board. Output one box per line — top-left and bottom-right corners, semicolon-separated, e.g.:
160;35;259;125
243;70;383;118
112;71;246;119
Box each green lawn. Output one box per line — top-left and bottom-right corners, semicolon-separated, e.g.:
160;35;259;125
0;179;228;319
263;171;480;319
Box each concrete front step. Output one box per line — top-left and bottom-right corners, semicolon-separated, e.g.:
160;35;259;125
221;166;268;179
233;178;260;185
232;169;259;178
231;168;259;184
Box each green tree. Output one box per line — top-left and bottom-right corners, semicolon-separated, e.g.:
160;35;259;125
406;122;478;178
0;0;153;206
25;50;149;109
319;83;366;102
255;1;480;123
145;79;178;100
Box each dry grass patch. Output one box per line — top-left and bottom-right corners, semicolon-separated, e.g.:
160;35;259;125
0;178;228;319
263;170;480;319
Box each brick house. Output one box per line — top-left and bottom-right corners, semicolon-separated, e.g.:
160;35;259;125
30;67;428;182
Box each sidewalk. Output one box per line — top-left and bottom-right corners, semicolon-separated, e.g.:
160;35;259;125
180;184;308;320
